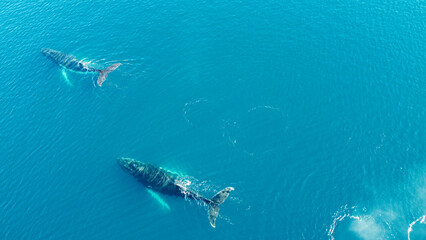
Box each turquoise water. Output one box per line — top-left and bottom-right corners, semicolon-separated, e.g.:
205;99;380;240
0;0;425;239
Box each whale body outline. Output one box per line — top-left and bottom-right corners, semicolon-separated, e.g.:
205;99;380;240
41;48;121;86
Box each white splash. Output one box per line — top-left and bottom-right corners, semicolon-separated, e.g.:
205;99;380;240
328;205;390;240
350;216;385;240
408;215;425;240
328;205;359;240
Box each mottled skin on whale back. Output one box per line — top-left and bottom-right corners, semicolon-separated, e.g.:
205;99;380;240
41;48;98;72
41;48;121;86
118;157;234;228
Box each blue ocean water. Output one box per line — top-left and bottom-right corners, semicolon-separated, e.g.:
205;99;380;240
0;0;425;239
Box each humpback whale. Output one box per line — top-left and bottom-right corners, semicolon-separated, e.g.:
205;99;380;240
41;48;121;86
118;157;234;228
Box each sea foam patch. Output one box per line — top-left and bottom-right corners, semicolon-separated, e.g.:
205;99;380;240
349;216;386;240
328;206;392;240
408;215;426;240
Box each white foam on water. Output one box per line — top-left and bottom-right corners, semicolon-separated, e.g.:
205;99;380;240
247;105;282;113
349;216;385;240
328;205;361;240
407;215;425;240
328;205;393;240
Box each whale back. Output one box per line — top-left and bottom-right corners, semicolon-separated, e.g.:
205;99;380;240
41;48;97;73
136;164;181;195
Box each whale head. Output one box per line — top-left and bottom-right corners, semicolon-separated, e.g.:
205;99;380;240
118;157;146;175
41;48;55;56
41;48;63;61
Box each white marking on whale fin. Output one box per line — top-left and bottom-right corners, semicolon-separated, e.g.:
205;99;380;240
147;189;171;211
61;68;73;87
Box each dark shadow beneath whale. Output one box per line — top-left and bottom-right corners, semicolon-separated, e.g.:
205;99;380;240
41;48;121;86
118;157;234;228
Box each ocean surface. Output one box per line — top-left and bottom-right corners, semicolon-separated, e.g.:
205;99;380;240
0;1;425;239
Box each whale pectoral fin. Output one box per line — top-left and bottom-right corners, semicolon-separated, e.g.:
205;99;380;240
147;189;171;211
60;68;73;87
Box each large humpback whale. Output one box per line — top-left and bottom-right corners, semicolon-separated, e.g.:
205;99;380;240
118;157;234;228
41;48;121;86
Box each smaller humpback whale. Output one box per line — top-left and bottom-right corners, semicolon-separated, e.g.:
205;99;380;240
118;157;234;228
41;48;121;86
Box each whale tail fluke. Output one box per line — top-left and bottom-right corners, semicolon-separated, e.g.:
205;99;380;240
207;187;234;228
97;63;121;86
